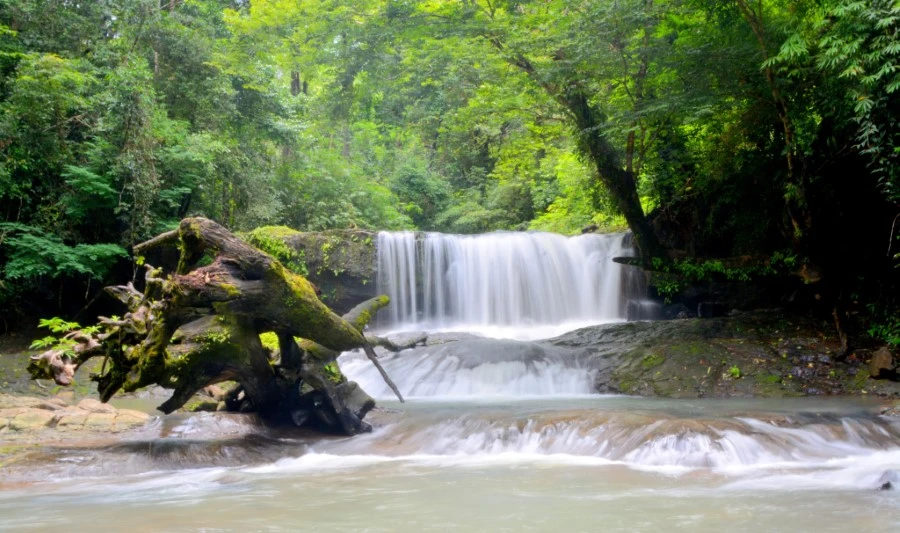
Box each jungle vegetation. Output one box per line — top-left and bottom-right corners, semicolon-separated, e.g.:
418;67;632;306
0;0;897;345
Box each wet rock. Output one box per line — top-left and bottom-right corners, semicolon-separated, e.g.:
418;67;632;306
626;299;662;321
337;381;376;419
868;347;896;379
10;410;56;431
203;384;228;401
661;303;693;320
77;398;117;414
55;410;89;430
791;366;814;380
697;302;727;318
881;400;900;417
84;412;117;430
115;409;151;428
879;470;899;490
36;398;68;411
187;400;219;412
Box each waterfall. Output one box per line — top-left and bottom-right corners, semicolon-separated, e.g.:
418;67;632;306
376;231;636;329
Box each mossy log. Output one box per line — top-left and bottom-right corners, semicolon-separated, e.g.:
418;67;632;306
28;217;401;435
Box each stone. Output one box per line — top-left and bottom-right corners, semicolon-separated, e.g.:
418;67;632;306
36;401;66;411
203;384;227;400
77;398;118;414
115;410;150;429
0;408;28;419
878;470;899;490
337;381;376;419
10;410;56;431
661;303;692;320
55;412;89;429
868;347;895;379
626;299;663;321
83;412;117;431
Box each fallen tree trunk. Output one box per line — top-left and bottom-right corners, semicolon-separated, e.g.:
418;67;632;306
28;217;402;435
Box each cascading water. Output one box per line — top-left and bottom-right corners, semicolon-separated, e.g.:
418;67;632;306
376;231;636;330
346;230;642;398
4;232;897;531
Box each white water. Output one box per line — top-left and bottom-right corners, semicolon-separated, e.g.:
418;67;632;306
2;232;898;531
340;334;596;398
376;231;633;330
2;399;899;532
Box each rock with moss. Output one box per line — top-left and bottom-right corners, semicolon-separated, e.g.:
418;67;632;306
244;226;377;314
556;311;900;398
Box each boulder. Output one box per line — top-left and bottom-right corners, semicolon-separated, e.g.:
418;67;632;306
337;381;376;419
77;398;118;414
869;347;896;379
10;410;56;431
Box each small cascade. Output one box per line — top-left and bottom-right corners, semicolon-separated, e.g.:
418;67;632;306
376;231;639;329
324;407;900;473
340;337;594;398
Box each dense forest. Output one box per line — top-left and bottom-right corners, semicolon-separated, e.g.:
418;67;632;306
0;0;897;346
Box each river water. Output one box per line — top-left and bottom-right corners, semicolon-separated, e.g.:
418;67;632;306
2;231;898;531
1;395;899;532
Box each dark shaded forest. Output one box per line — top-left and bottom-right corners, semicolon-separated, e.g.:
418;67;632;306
0;0;897;347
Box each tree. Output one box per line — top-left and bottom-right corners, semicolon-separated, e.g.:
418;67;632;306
28;218;403;435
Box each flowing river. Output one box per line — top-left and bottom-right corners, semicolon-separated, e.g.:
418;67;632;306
1;231;898;531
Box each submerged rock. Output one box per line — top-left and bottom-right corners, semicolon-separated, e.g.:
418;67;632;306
878;470;898;490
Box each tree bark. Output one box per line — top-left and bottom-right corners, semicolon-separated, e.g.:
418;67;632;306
494;46;664;265
28;217;401;435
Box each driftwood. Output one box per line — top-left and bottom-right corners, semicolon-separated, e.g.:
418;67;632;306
28;217;403;435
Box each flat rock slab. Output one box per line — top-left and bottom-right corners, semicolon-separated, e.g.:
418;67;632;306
0;393;152;439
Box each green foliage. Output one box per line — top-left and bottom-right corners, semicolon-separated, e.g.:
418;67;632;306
728;365;742;379
28;316;88;358
865;303;900;347
244;226;308;276
0;0;898;332
0;223;127;280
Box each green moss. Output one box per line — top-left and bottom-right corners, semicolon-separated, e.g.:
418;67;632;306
219;282;241;298
848;370;871;391
185;399;219;412
616;377;637;394
755;373;781;384
259;332;279;352
243;226;309;276
641;353;665;369
323;361;344;384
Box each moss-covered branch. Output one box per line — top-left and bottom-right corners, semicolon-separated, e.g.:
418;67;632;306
26;217;400;435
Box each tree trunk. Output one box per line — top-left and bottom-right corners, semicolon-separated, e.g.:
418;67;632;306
28;218;402;435
496;46;664;265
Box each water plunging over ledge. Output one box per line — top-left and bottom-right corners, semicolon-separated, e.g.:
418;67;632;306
375;231;641;336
